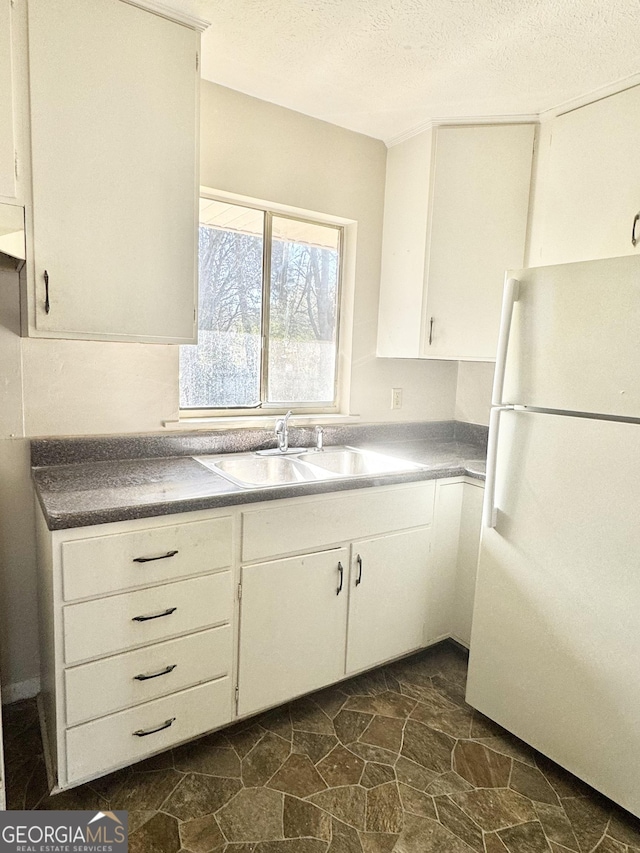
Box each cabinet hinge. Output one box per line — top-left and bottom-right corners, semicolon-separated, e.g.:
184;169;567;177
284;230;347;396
196;51;199;71
237;582;242;601
14;152;18;179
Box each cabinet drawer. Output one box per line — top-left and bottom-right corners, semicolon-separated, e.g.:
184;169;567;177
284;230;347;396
65;677;231;785
65;625;232;727
242;482;435;562
61;517;232;601
63;572;232;665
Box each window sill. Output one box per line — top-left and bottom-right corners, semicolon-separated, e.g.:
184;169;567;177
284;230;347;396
162;413;361;431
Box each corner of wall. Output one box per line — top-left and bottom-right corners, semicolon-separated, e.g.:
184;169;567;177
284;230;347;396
454;361;494;427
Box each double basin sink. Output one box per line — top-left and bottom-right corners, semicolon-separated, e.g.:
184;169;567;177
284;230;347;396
194;446;425;489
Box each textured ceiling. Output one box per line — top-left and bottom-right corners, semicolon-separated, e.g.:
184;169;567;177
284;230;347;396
175;0;640;142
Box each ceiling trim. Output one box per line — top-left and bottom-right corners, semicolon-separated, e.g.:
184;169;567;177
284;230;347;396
386;73;640;148
538;72;640;120
119;0;210;31
385;114;540;148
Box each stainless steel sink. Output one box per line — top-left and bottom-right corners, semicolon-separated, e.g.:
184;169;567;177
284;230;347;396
194;453;334;488
299;447;424;477
194;445;424;489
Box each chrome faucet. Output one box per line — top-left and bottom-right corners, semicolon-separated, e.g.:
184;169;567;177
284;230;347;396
314;425;324;451
275;410;293;453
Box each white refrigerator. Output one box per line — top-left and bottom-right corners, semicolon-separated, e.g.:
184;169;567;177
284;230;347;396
466;254;640;819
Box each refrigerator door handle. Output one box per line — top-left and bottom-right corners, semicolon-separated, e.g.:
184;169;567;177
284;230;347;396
491;276;520;406
483;405;514;528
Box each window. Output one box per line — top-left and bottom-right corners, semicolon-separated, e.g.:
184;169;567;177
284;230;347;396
180;197;343;411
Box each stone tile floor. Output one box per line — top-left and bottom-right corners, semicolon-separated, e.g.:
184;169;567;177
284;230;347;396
4;641;640;852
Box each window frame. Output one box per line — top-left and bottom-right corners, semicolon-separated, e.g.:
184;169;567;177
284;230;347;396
180;191;346;417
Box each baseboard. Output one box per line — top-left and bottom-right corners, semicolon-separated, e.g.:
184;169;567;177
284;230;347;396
448;634;470;652
2;676;40;705
37;694;57;796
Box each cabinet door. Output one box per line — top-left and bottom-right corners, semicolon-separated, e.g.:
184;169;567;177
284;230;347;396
346;528;430;674
538;85;640;265
27;0;198;342
238;548;348;716
0;0;16;200
377;131;433;357
452;482;484;647
423;124;534;360
428;481;463;644
377;124;534;361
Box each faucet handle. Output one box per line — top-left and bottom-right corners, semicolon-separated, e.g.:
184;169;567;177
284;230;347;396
315;425;324;451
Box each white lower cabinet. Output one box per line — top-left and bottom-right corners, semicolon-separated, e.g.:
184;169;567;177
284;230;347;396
237;548;349;717
241;481;434;563
428;480;465;643
64;626;232;727
430;478;485;648
237;483;436;717
346;528;431;674
452;482;484;646
37;477;484;791
36;507;237;790
61;516;232;601
65;677;231;784
63;571;232;665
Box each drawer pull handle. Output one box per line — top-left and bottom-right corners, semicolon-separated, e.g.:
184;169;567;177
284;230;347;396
355;554;363;586
134;664;177;681
633;212;640;247
337;561;344;595
132;607;177;622
133;717;176;737
133;549;179;564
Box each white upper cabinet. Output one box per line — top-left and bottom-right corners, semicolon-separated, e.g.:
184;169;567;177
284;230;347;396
26;0;199;342
0;0;17;201
377;123;535;361
533;86;640;267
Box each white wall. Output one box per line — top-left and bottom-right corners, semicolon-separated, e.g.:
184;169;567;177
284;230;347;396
455;362;494;427
199;82;458;423
0;82;458;697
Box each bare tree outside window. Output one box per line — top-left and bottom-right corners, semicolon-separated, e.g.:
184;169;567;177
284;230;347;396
180;199;342;410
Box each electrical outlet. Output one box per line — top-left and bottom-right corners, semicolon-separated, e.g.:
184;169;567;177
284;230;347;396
391;387;403;409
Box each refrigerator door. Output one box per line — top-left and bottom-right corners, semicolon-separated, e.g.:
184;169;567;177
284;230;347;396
501;254;640;416
466;408;640;818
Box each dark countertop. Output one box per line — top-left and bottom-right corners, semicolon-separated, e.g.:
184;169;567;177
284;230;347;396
32;437;486;531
